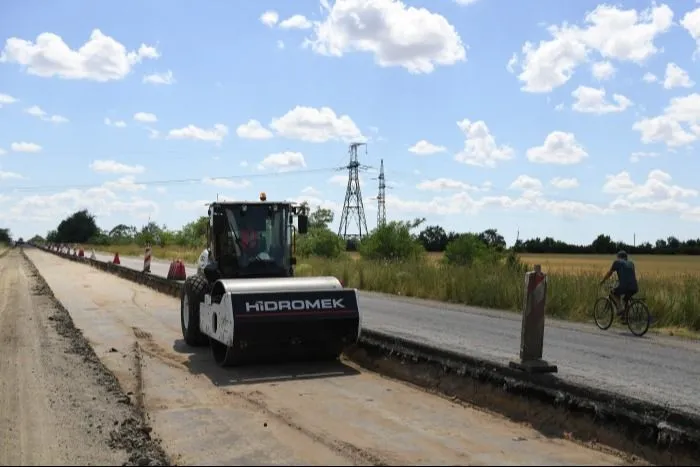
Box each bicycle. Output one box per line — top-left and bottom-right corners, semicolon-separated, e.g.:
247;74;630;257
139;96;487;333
593;284;651;337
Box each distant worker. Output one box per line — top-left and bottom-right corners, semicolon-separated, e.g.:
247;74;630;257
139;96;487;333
600;250;639;316
197;247;211;274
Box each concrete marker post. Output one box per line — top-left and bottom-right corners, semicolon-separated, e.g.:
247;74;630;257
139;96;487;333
509;264;558;374
143;244;152;274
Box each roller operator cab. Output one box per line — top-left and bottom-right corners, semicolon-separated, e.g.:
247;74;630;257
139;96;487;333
180;192;362;367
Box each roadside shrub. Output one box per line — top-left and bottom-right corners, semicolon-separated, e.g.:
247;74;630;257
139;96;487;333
297;228;345;259
358;221;425;262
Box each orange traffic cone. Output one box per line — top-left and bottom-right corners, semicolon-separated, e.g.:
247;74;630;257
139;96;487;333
113;252;120;265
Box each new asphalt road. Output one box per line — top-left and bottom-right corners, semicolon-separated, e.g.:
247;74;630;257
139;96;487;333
94;250;700;416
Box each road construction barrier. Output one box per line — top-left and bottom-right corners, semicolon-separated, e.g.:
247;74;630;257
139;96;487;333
78;247;84;258
167;259;186;280
143;245;152;273
113;252;121;265
90;249;96;260
509;264;557;374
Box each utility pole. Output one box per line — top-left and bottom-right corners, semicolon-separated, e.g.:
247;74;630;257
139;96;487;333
376;159;387;228
338;142;369;241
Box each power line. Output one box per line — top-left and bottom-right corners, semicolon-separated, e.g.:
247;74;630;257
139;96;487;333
1;166;342;194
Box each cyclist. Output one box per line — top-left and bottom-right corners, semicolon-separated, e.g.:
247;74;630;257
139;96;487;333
600;250;638;317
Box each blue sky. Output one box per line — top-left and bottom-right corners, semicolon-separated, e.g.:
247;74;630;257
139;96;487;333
1;0;699;245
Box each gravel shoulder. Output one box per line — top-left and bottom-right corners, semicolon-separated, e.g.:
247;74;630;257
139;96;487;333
0;249;170;466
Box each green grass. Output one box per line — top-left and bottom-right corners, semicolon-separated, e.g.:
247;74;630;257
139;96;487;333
85;244;700;336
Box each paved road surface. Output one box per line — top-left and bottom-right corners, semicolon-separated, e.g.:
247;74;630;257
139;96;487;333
93;250;700;416
0;250;168;466
26;248;627;466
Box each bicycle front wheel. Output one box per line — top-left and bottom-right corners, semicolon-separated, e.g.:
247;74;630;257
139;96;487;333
593;297;614;330
627;300;651;337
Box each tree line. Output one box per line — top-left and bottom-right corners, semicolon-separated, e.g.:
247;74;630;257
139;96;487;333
33;207;700;256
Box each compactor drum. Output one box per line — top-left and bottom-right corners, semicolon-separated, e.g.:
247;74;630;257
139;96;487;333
180;193;362;366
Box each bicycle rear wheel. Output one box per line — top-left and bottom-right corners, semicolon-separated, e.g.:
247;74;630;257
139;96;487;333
593;297;614;330
627;300;651;337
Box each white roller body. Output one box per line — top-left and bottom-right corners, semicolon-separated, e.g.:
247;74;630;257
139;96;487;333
213;276;343;294
199;275;349;347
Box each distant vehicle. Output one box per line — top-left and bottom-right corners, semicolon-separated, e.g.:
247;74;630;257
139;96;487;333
16;237;24;245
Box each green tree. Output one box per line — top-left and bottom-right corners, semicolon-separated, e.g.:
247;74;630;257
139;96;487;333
358;219;425;261
177;216;208;247
297;228;345;258
478;228;506;251
444;233;498;266
418;225;448;252
0;228;11;244
309;207;334;230
51;210;100;243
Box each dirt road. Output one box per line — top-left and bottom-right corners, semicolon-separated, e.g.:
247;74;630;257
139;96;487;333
19;247;633;466
0;249;170;466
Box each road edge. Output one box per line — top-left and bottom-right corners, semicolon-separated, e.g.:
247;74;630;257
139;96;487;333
19;247;174;467
37;245;700;465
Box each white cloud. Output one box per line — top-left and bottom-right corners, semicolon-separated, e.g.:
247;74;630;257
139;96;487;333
550;177;579;189
604;170;698;216
527;131;588;165
0;169;23;180
89;160;145;175
385;190;609;219
301;186;321;197
571;85;632;114
663;63;695;90
24;105;69;123
591;61;615;80
510;174;543;191
454;0;481;5
681;7;700;55
454;119;514;168
305;0;466;74
0;93;17;107
134;112;157;123
11;142;42;153
166;123;228;142
270;106;363;143
0;29;159;82
1;186;157;223
236;119;273;139
277;40;285;50
279;15;313;30
258;152;306;172
105;117;126;128
630;151;660;163
143;70;175;85
508;4;673;93
416;178;480;191
260;10;279;27
408;140;446;155
103;176;146;192
633;93;700;147
642;72;658;83
202;178;251;189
